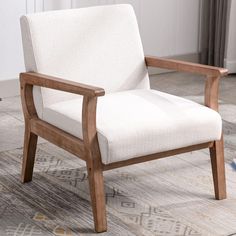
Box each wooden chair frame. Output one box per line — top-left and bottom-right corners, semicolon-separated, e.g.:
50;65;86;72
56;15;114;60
20;56;228;233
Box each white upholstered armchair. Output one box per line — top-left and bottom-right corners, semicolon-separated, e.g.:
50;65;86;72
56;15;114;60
20;5;228;233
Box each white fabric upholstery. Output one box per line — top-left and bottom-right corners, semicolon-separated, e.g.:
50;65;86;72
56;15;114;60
20;5;150;117
42;89;222;164
20;5;222;165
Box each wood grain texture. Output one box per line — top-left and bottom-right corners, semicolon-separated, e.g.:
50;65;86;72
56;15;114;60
82;96;107;232
20;77;38;182
204;75;226;199
205;76;220;111
20;72;105;97
4;72;236;235
20;80;37;120
20;72;107;232
19;64;228;232
210;137;227;200
103;142;213;171
145;56;228;77
146;55;227;202
30;118;85;160
21;122;38;183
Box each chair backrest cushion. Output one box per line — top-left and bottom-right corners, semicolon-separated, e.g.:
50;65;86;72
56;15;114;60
20;4;150;116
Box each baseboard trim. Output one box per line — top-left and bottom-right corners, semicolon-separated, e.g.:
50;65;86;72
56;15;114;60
224;59;236;74
148;53;200;75
0;78;20;98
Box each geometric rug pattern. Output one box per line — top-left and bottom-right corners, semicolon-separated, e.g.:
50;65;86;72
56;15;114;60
1;137;236;236
1;91;236;235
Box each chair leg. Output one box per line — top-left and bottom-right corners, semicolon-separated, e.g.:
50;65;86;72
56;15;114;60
87;161;107;233
21;123;38;183
209;137;227;200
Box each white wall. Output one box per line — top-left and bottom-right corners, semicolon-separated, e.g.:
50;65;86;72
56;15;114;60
225;0;236;73
0;1;26;81
0;0;201;84
140;0;200;57
72;0;201;57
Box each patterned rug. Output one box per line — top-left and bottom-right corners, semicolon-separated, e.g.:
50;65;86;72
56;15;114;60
0;140;236;236
1;102;236;236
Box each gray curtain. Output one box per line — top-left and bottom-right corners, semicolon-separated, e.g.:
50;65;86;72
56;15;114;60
200;0;228;67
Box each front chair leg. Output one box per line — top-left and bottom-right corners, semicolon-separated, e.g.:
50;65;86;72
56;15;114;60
21;122;38;183
87;161;107;233
210;137;227;200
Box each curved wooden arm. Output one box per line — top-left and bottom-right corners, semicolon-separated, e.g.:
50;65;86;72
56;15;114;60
20;72;105;123
145;56;228;112
82;96;102;162
20;72;102;162
20;72;105;97
145;56;228;77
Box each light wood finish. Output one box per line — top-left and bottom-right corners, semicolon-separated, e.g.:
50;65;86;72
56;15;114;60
204;75;226;200
82;96;107;232
210;137;227;200
20;79;37;120
103;142;213;171
204;75;220;111
145;56;228;77
21;122;38;183
30;118;85;160
146;56;227;201
20;78;38;183
20;72;105;97
20;58;228;232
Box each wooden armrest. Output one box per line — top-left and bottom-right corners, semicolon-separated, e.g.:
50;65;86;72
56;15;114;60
20;72;102;141
20;72;105;97
145;56;228;77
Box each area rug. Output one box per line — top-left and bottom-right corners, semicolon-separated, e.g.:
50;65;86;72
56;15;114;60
1;131;236;236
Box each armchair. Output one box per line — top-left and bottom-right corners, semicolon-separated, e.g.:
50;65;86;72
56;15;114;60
20;5;227;233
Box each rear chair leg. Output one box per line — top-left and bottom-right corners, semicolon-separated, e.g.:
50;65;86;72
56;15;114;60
87;161;107;233
210;137;227;200
21;122;38;183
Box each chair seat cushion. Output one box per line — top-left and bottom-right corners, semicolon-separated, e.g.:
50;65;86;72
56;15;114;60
42;89;222;164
